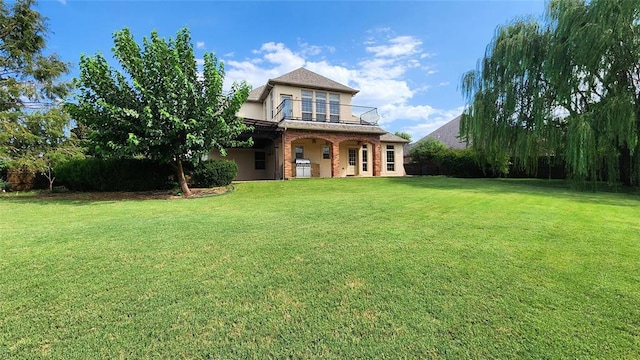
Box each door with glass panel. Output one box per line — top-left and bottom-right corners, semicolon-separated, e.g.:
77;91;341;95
281;95;292;120
347;148;358;175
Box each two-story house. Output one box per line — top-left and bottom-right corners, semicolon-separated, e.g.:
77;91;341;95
209;67;408;180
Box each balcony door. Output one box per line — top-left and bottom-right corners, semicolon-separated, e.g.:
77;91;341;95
281;95;292;120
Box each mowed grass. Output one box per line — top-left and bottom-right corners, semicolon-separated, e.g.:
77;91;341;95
1;177;639;359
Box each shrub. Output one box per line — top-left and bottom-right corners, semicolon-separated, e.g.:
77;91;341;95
191;160;237;187
55;158;175;191
409;138;448;163
438;149;484;177
0;178;10;192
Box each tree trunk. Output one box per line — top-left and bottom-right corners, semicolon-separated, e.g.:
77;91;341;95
175;159;192;197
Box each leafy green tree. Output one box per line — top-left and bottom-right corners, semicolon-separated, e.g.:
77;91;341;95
409;137;447;163
0;0;75;190
461;0;640;186
68;27;251;196
2;108;84;190
394;131;412;142
0;0;70;112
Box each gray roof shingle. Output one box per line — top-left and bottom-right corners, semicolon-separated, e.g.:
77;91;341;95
270;68;359;94
380;132;410;143
413;115;467;149
247;85;265;102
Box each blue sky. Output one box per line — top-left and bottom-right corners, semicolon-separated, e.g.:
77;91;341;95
38;0;546;141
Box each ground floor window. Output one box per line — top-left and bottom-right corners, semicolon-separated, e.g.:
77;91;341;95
255;151;266;170
362;144;368;172
386;145;395;171
322;146;330;159
295;146;304;159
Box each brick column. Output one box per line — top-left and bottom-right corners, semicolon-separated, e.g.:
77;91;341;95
283;132;292;179
373;142;381;176
331;142;340;177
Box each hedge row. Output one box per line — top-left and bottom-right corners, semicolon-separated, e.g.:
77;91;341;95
54;158;238;192
406;149;486;178
55;158;176;192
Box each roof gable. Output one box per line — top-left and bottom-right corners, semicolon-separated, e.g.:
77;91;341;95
270;68;359;94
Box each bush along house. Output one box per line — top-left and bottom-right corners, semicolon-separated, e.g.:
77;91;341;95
209;67;408;180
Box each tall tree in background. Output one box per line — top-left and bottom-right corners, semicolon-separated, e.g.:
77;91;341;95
461;0;640;186
0;0;77;188
68;27;251;196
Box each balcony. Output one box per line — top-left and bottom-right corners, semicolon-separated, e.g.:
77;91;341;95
274;99;379;126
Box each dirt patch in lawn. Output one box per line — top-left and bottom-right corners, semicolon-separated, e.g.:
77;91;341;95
2;186;233;201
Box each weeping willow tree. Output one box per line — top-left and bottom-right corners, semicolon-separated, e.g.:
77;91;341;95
461;0;640;186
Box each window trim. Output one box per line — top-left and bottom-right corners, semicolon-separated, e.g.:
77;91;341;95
255;151;266;170
322;145;331;160
386;145;395;172
362;145;368;172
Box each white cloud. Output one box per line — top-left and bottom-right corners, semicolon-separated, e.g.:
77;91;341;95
196;41;205;50
57;0;67;4
398;106;465;141
439;82;450;86
366;35;422;58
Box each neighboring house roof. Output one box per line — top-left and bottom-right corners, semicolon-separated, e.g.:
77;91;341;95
250;67;359;102
380;132;410;143
414;115;467;149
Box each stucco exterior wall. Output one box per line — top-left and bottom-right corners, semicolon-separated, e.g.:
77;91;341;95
380;142;405;176
269;85;355;123
238;101;264;121
209;145;277;181
289;138;332;178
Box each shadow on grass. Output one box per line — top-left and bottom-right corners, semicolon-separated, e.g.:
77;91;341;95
389;176;640;207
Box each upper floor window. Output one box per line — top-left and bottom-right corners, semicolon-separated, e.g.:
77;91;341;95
329;94;340;122
301;90;313;121
386;145;395;172
316;92;327;122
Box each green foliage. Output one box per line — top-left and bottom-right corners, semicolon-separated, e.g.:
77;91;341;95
67;27;252;196
461;0;640;186
191;159;238;187
54;158;175;192
409;137;447;163
0;0;71;112
394;131;412;142
0;177;9;191
0;0;75;186
438;149;483;177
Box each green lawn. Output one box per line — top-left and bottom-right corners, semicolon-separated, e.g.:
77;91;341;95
1;177;639;359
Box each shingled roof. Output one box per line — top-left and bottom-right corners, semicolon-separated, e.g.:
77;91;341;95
247;85;265;102
380;132;410;143
270;68;359;95
414;115;467;149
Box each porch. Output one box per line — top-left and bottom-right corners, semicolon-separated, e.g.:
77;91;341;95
283;130;382;179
